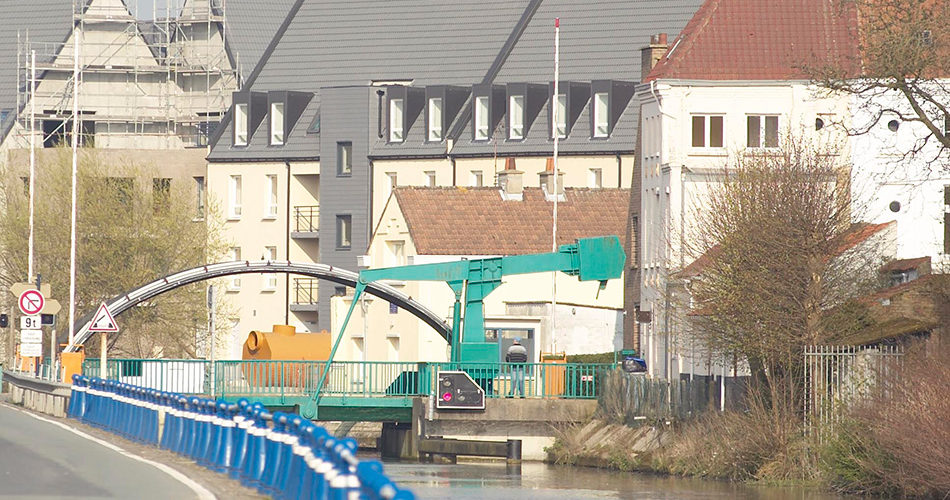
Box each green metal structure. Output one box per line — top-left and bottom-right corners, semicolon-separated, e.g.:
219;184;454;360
300;235;626;418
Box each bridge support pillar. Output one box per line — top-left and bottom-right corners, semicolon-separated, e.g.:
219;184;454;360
379;422;417;460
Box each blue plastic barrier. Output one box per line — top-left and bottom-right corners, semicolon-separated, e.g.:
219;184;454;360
68;376;415;499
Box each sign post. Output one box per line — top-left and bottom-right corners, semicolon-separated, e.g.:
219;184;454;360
89;303;119;378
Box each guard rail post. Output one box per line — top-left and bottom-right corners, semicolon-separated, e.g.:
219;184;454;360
279;415;305;498
261;411;287;495
228;400;253;478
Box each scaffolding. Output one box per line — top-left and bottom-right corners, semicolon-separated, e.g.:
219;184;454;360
14;0;238;150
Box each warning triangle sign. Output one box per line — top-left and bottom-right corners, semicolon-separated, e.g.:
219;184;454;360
89;303;119;332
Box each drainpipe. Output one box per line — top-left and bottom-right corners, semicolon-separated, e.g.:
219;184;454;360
376;90;385;139
285;161;291;325
616;153;622;188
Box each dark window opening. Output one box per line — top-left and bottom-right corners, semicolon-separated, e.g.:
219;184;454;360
43;118;94;148
336;214;352;249
153;178;171;213
337;141;352;176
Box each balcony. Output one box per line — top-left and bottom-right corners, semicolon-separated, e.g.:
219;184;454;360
291;205;319;239
289;278;318;312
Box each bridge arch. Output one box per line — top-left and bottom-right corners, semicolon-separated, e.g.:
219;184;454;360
65;260;451;352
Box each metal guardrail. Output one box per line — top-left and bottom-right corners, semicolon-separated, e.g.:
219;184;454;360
82;359;613;401
1;368;72;396
293;205;320;232
292;278;319;305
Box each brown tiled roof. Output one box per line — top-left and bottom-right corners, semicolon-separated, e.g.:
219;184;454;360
647;0;859;81
393;187;629;255
881;256;931;273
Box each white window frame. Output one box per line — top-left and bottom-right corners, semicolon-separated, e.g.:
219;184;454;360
475;96;490;140
228;174;242;219
425;171;436;187
263;246;278;290
589;168;603;188
691;114;724;149
234;103;248;146
553;93;567;138
337;215;352;249
270;102;285;145
427;97;443;141
228;247;242;290
389;98;404;142
747;114;780;149
194;176;205;219
593;92;609;138
265;174;278;218
471;170;484;187
509;94;524;139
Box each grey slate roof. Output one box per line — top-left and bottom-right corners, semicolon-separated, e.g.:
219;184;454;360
208;0;706;161
0;0;74;141
222;0;296;82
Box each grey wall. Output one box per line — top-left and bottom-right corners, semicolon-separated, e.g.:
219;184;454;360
318;86;374;328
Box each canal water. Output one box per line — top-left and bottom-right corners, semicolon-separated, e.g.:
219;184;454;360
382;460;851;500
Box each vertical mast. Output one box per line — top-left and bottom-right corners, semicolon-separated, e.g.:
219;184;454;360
28;50;36;282
68;12;81;346
551;18;560;350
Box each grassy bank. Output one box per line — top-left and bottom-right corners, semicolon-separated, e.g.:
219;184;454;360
547;344;949;498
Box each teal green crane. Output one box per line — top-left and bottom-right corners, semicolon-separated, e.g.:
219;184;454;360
300;235;625;418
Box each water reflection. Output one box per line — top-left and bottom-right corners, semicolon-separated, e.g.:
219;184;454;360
382;460;852;500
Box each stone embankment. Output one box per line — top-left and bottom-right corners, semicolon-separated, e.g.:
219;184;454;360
546;418;669;471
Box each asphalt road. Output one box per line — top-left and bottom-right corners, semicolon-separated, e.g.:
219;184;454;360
0;403;207;499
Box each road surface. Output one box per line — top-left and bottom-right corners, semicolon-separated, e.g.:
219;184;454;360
0;403;209;499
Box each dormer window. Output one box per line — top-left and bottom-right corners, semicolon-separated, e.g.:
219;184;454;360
428;97;442;141
270;102;284;145
475;96;490;141
593;92;609;138
234;103;248;146
509;95;525;140
389;98;404;142
553;93;567;138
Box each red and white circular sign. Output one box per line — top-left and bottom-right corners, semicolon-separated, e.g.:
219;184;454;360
18;289;45;315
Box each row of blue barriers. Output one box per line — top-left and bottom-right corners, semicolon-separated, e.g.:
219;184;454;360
67;376;415;499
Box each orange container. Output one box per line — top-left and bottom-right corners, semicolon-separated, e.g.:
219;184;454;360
241;325;331;388
541;351;567;397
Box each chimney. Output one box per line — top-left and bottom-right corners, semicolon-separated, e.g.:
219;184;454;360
539;157;564;200
640;33;668;83
497;157;524;200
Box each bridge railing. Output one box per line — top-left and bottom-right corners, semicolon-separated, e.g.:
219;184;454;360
82;359;614;401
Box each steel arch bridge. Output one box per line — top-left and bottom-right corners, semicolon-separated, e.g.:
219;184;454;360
64;260;451;352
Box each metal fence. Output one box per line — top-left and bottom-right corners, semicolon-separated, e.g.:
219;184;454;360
79;359;612;402
83;359;211;394
598;370;748;423
803;344;904;436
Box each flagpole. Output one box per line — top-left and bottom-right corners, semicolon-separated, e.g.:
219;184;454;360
551;18;560;352
69;24;80;348
28;50;36;282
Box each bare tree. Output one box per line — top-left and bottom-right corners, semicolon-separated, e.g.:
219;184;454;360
0;148;228;358
682;137;888;431
812;0;950;161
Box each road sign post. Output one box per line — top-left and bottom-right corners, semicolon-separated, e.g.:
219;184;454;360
89;303;119;378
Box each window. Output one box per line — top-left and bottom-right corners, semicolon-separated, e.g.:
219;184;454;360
228;175;242;218
389;98;404;142
589;168;603;188
337;142;352;176
593;92;609;138
270;102;284;145
425;171;436;187
691;115;724;148
509;95;524;139
384;172;397;201
263;246;278;289
307;109;320;134
470;170;484;187
475;96;490;140
428;97;442;141
336;214;352;249
265;174;278;218
234;103;248;146
194;176;206;219
944;115;950;136
553;93;567;138
386;240;405;267
747;115;779;148
228;247;242;290
152;178;171;213
196;121;218;147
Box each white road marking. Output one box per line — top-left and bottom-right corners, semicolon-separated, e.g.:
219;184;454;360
1;403;216;500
